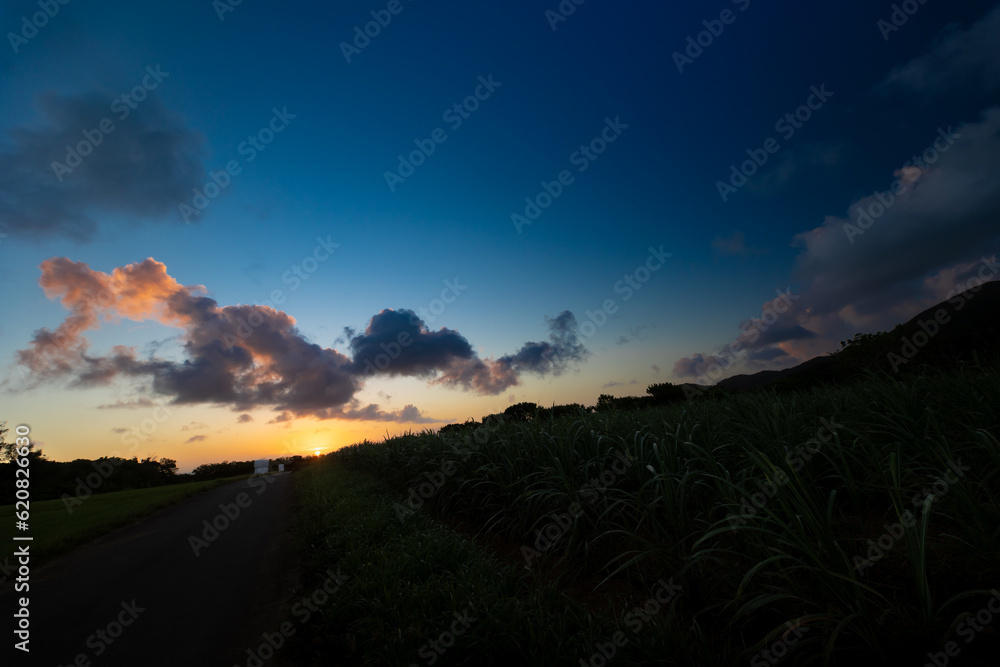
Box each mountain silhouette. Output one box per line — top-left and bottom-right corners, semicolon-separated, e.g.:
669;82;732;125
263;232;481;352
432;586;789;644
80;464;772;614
716;280;1000;391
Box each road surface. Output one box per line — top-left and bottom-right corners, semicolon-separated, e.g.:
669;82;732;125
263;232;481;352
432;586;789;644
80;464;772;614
1;473;301;666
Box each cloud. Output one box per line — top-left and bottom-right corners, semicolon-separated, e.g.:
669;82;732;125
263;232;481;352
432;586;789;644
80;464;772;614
793;109;1000;324
615;324;652;346
348;309;481;378
747;348;789;362
268;412;294;424
11;258;587;420
672;285;812;378
496;310;589;376
352;308;589;395
672;353;730;379
674;108;1000;381
880;4;1000;94
111;427;127;434
601;379;637;389
96;398;155;409
0;89;205;241
237;413;253;423
318;403;445;424
185;435;207;444
180;421;208;431
651;364;660;374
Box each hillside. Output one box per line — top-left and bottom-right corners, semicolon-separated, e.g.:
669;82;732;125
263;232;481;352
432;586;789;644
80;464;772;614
717;279;1000;391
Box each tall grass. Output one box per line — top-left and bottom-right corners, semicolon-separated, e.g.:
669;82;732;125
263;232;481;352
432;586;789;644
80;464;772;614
329;367;1000;664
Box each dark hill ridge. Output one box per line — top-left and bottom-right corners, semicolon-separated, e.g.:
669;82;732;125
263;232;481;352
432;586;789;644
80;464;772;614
716;279;1000;391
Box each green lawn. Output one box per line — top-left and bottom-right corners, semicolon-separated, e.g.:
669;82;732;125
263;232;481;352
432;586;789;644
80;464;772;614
0;476;247;569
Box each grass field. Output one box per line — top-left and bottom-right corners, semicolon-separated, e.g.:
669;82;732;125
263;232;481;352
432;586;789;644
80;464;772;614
297;366;1000;665
0;476;247;569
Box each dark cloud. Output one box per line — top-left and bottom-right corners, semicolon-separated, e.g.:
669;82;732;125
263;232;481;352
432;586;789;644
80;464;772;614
672;353;729;379
185;435;207;444
747;348;789;362
351;308;589;395
314;403;444;424
180;421;208;431
348;309;478;377
880;5;1000;94
602;379;637;389
674;17;1000;381
496;311;589;376
615;324;652;346
237;413;253;423
0;88;204;241
793;109;1000;321
743;320;816;348
12;258;587;420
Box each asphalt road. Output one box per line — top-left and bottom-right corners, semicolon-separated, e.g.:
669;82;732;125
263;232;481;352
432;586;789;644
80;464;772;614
1;473;301;666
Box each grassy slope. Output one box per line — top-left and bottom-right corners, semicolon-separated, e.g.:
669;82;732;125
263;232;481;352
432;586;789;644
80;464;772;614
310;367;1000;665
0;476;247;568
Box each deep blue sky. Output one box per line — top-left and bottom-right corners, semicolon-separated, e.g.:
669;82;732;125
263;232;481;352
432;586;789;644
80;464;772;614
2;0;998;469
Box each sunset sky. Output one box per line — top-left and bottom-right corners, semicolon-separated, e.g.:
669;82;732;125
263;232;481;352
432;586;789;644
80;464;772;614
2;1;999;472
